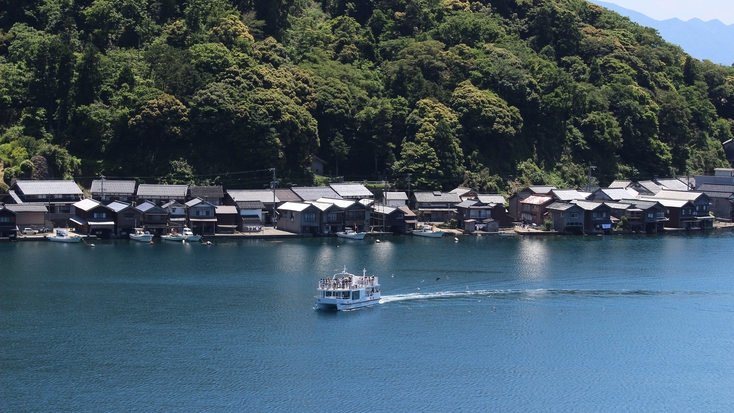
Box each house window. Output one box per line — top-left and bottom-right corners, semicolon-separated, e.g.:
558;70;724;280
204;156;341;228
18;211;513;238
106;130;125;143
348;211;364;220
57;206;71;214
570;212;579;218
93;212;106;219
0;216;10;222
196;210;200;216
647;213;653;219
124;213;134;221
205;210;210;216
304;213;316;222
396;214;403;220
327;212;339;222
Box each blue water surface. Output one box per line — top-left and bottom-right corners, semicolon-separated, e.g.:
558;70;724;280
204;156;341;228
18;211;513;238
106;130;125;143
1;232;733;412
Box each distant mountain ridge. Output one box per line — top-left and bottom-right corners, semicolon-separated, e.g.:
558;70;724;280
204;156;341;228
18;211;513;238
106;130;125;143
590;1;734;65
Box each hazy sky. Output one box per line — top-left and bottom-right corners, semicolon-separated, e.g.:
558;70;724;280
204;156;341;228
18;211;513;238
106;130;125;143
601;0;734;25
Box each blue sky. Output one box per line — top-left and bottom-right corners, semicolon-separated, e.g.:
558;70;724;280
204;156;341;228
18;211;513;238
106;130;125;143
600;0;734;25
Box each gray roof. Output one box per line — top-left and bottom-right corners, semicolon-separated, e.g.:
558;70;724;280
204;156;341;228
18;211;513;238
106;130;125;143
4;204;47;212
527;185;556;194
655;178;690;191
14;180;83;196
236;201;266;209
546;202;580;211
697;183;734;196
7;190;22;203
476;194;506;205
73;198;107;212
329;183;373;198
291;187;340;201
384;192;409;201
608;180;631;188
413;191;461;203
106;201;133;212
134;201;163;213
653;189;707;201
215;205;238;214
137;184;188;198
618;199;662;210
551;189;587;202
189;185;223;199
227;189;279;203
91;180;136;194
598;188;637;201
635;180;663;195
571;200;610;211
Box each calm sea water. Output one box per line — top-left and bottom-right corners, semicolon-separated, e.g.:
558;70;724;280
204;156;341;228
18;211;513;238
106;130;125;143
2;232;733;412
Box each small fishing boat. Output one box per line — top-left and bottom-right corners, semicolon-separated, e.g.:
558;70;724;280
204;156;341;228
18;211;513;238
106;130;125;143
316;266;381;311
161;229;186;242
336;228;366;240
129;228;153;242
46;229;82;243
412;225;444;238
182;227;201;242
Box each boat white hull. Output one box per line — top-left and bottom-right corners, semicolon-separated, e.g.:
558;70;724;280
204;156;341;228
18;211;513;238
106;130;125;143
186;235;202;242
161;235;186;242
46;235;82;243
130;234;153;242
336;232;366;240
412;230;443;238
316;295;381;311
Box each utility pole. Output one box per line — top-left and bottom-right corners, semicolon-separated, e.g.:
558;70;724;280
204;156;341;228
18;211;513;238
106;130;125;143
269;168;276;227
406;173;412;208
587;166;596;192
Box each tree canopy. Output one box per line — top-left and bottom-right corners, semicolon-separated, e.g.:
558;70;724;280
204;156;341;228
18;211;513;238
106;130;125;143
1;0;733;192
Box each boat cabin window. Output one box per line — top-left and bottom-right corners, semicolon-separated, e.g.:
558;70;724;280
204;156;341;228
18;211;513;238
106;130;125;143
352;291;360;300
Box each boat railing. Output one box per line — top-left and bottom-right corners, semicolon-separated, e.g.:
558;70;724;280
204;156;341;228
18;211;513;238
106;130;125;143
318;277;379;290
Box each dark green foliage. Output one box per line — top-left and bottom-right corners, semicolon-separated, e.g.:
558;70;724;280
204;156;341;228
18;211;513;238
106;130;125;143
0;0;732;190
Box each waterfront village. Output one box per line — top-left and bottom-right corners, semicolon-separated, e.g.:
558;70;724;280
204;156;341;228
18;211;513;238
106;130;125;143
2;168;734;242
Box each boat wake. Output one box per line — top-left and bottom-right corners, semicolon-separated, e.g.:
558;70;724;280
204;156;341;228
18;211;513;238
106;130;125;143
379;288;712;305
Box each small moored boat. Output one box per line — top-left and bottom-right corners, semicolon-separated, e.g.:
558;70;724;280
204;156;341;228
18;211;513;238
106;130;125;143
412;225;444;238
161;229;186;242
129;228;153;242
46;229;82;243
316;266;380;311
336;228;366;240
182;227;201;242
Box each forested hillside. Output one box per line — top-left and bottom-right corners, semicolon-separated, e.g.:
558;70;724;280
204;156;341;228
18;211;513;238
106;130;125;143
1;0;733;193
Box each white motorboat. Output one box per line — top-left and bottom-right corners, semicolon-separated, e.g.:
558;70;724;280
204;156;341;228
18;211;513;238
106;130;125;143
316;266;381;311
161;229;186;242
129;228;153;242
46;229;82;243
412;225;444;238
336;228;366;240
182;227;201;242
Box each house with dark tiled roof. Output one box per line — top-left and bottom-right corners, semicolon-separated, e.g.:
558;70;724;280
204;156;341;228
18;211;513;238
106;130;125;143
696;183;734;220
449;186;478;201
70;199;116;237
546;202;585;234
550;188;589;202
571;201;613;234
136;184;188;204
162;200;186;226
4;204;47;229
7;180;83;225
412;191;461;223
654;177;691;191
0;206;17;239
329;183;373;200
107;201;141;236
589;187;639;202
370;204;416;234
235;200;265;230
189;185;223;205
90;179;136;203
456;199;499;233
641;190;713;229
631;180;663;196
315;197;370;234
185;198;217;235
274;188;301;203
225;189;279;225
215;205;239;233
617;199;667;233
277;202;321;235
134;201;169;234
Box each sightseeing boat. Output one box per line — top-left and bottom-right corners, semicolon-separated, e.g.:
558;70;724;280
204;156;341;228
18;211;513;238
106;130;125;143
316;266;380;311
129;228;153;242
412;225;444;238
336;228;367;240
